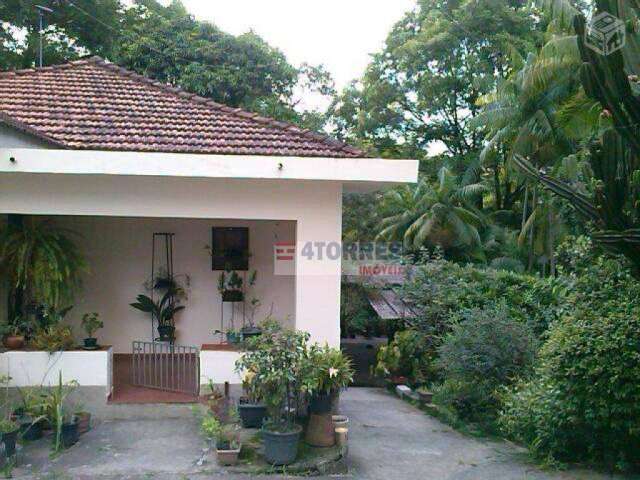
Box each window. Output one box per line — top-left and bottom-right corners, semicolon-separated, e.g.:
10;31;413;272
211;227;249;271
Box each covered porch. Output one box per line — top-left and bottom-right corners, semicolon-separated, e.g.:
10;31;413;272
0;170;346;404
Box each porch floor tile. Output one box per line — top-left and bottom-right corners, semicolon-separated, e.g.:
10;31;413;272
110;354;198;404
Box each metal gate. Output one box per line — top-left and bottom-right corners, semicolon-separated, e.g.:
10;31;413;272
131;341;200;396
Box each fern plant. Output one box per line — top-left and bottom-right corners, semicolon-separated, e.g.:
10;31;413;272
0;220;87;316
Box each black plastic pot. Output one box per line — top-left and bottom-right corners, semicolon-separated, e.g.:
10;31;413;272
237;400;267;428
309;392;333;414
2;428;19;457
61;421;79;448
19;418;43;441
262;425;302;466
240;327;262;339
83;337;98;348
157;325;175;341
222;290;244;302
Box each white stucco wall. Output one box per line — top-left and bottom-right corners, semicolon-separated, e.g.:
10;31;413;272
200;350;243;385
0;348;112;395
0;173;343;347
43;216;295;353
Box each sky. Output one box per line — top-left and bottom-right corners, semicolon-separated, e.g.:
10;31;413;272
174;0;416;92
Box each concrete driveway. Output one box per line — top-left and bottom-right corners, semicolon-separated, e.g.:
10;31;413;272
13;388;623;479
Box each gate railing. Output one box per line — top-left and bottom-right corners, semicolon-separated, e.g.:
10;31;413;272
131;341;200;396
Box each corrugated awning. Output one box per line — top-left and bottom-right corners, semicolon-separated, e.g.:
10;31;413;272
367;289;419;320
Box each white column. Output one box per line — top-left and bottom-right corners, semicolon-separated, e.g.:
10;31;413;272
294;184;343;347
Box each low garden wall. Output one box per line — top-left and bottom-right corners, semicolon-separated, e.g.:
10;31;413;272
0;347;113;399
200;345;243;386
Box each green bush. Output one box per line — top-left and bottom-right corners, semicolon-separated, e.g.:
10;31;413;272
400;258;566;339
434;306;537;423
340;282;380;337
500;241;640;471
374;329;435;386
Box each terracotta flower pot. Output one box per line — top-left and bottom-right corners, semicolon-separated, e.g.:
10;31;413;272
3;335;24;350
216;444;241;466
75;412;91;435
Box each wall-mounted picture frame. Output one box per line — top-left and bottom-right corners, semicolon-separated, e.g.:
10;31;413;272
211;227;249;271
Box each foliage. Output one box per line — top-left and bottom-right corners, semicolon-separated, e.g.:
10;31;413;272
400;256;566;339
374;329;435;386
47;373;79;452
81;312;103;338
235;321;309;433
305;345;354;394
30;324;75;352
340;282;378;338
130;288;185;327
377;168;487;256
0;220;87;315
217;270;244;294
342;192;383;242
512;1;640;271
329;0;538;159
434;306;537;423
201;415;241;450
0;316;31;337
500;239;640;470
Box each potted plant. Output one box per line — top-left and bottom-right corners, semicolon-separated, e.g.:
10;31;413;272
374;344;408;385
130;287;185;341
15;386;47;441
74;404;91;435
218;269;244;302
203;379;231;423
225;328;242;345
45;373;79;452
201;415;242;466
0;375;19;457
0;221;87;330
232;367;266;428
57;407;79;449
30;323;75;352
0;417;19;457
0;317;30;350
241;272;262;338
306;345;354;415
239;322;308;465
80;312;103;349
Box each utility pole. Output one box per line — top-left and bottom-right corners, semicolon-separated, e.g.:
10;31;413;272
35;5;53;68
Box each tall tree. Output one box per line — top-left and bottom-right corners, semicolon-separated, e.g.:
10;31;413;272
328;0;539;162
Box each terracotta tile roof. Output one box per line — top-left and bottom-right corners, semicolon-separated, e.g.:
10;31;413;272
0;56;365;158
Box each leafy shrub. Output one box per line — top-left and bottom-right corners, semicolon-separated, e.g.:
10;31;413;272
500;241;640;471
340;282;380;337
434;306;537;422
400;258;566;339
374;329;435;385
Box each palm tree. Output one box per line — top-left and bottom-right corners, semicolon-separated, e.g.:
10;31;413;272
377;167;487;256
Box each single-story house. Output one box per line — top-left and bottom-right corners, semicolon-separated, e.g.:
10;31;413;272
0;57;417;405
